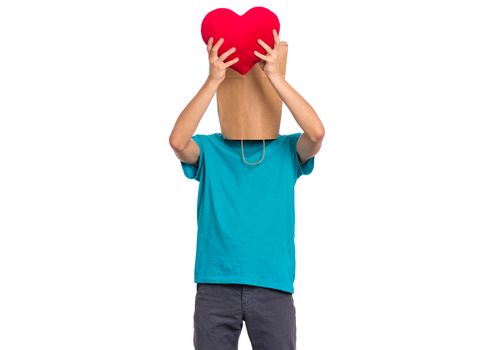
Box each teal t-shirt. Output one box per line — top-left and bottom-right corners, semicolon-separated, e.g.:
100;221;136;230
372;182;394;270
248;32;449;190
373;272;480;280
180;132;314;294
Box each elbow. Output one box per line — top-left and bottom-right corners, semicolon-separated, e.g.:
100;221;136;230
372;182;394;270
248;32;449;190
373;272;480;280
310;125;325;143
169;134;186;152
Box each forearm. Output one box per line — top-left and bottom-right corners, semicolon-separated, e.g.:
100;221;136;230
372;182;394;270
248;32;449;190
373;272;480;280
268;75;325;142
169;77;221;149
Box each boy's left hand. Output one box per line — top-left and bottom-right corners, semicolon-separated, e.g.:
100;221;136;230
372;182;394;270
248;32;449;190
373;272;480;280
254;29;282;79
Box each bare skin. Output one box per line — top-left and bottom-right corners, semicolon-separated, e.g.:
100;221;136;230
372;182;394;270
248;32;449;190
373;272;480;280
169;30;325;166
169;37;239;165
254;29;325;164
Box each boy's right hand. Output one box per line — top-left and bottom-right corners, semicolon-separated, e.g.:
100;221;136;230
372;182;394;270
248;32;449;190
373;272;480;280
207;37;239;85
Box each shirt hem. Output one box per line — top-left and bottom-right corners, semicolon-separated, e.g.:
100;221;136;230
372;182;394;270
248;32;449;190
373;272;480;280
195;275;294;294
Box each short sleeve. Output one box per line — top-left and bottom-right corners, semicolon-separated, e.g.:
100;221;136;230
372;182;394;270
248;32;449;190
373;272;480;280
180;134;204;181
289;132;315;179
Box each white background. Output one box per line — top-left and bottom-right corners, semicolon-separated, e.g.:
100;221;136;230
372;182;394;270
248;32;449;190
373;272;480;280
1;0;489;349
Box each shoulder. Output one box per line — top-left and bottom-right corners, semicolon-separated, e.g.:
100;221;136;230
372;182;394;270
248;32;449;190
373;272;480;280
193;133;222;141
191;132;220;144
282;132;303;148
190;133;224;153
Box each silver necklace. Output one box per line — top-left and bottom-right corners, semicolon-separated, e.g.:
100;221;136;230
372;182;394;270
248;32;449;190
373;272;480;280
241;139;266;165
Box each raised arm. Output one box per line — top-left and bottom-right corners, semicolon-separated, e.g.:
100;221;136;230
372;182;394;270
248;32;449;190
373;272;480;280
254;29;325;164
169;37;239;165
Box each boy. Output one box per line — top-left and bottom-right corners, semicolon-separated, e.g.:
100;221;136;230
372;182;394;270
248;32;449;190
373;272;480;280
169;29;324;350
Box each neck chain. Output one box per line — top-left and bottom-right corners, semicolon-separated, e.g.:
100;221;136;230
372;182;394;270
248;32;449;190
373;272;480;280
241;139;266;165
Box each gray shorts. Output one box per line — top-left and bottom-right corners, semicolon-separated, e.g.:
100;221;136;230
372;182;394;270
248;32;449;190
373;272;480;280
193;283;296;350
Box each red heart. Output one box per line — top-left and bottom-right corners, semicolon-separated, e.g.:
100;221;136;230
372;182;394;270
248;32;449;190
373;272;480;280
201;7;280;75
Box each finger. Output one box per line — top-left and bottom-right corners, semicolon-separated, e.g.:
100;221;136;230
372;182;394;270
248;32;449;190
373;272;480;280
257;38;272;54
207;37;214;52
224;57;239;68
253;50;268;61
219;47;236;61
210;38;224;60
213;37;225;53
273;29;280;47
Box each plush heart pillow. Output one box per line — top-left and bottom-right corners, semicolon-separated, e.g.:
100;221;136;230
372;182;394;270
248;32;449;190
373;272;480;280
201;6;280;75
